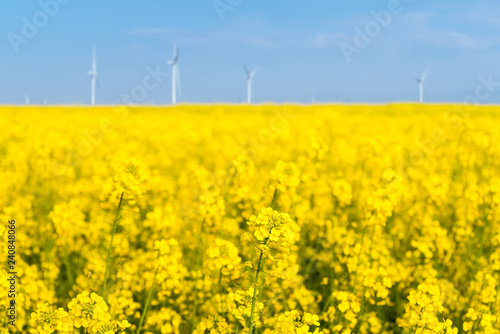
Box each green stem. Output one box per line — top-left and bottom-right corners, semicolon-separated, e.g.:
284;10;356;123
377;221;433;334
249;247;265;334
321;295;332;314
136;263;160;334
281;286;289;312
101;192;124;296
235;322;240;334
270;189;279;209
494;271;500;315
63;252;74;287
471;315;482;334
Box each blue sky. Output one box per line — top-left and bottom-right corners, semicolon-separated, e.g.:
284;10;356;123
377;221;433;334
1;0;500;105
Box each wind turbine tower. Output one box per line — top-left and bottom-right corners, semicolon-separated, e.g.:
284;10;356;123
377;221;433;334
168;46;181;104
88;46;98;105
243;64;257;104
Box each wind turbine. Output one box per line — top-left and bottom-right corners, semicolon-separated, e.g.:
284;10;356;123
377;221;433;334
416;67;430;103
43;97;48;105
24;94;30;105
88;46;98;105
168;46;181;104
243;64;257;103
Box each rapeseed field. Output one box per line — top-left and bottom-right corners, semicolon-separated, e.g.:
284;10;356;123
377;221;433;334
1;104;499;334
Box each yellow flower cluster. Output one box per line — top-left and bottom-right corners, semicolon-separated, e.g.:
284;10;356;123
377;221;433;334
324;291;361;333
153;238;186;297
227;288;264;324
269;161;300;209
144;307;182;334
244;207;298;263
102;158;148;211
206;238;241;276
30;293;130;334
29;304;68;334
198;189;226;230
68;291;110;328
270;161;300;194
266;310;323;334
192;316;230;334
398;283;457;334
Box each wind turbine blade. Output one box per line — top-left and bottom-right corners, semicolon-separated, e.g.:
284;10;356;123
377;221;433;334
251;67;258;77
173;46;179;63
96;77;100;89
421;66;430;81
242;64;250;77
24;94;30;104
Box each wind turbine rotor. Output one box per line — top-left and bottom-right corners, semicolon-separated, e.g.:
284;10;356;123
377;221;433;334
415;66;430;103
242;64;258;103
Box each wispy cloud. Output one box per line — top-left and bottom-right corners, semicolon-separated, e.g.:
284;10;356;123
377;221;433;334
206;31;352;49
416;30;494;50
129;25;358;49
128;14;496;52
310;33;348;48
208;31;277;47
446;32;491;49
129;28;176;35
390;12;496;50
128;28;280;48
